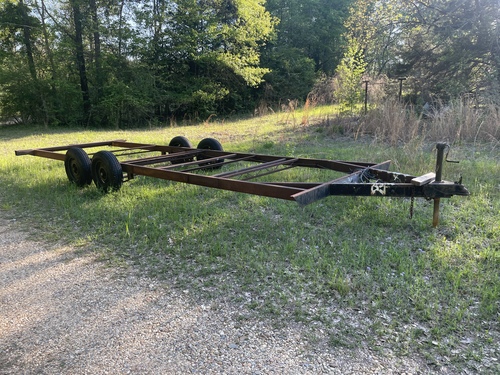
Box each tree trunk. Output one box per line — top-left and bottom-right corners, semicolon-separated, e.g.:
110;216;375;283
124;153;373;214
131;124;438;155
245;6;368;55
37;0;57;85
71;0;91;126
89;0;103;100
19;0;37;82
118;0;125;56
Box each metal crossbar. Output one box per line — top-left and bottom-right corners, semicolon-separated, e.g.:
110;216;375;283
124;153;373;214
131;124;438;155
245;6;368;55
15;139;469;226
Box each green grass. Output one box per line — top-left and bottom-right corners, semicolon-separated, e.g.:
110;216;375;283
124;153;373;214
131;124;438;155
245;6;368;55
1;113;499;373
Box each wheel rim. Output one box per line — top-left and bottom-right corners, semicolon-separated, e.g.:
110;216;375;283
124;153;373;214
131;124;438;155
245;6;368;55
69;159;79;178
65;148;92;187
96;161;107;184
91;151;123;192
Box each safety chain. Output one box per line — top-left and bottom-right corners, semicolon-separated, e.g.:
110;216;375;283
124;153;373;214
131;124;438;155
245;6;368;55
409;189;415;219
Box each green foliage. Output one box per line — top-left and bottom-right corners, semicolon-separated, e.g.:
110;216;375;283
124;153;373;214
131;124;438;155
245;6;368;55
413;0;499;99
261;46;317;103
0;0;277;126
333;37;367;111
134;0;276;120
0;0;43;122
344;0;400;76
97;79;154;129
212;0;276;87
265;0;351;75
347;0;500;101
2;0;499;127
0;53;89;126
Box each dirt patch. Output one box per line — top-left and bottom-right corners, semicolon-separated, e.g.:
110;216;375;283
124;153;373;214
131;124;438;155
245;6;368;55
0;214;434;374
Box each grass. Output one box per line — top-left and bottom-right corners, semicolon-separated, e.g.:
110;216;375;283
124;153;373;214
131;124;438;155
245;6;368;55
1;108;499;373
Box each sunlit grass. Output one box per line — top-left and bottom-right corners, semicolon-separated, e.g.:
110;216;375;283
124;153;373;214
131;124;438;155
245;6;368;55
0;109;498;373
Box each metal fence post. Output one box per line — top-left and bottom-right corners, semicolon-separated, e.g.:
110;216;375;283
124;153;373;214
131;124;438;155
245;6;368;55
433;143;447;227
363;80;369;114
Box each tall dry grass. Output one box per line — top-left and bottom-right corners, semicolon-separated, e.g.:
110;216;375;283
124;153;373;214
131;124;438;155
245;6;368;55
425;100;500;145
333;98;500;148
357;99;421;145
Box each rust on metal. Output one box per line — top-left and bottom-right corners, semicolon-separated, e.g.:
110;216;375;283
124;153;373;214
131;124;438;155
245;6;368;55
15;139;469;226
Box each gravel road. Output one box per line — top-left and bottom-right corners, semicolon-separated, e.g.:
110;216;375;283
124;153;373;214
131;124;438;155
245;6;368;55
0;215;434;374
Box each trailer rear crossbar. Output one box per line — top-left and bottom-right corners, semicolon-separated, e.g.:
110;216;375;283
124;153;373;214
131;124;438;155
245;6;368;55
15;138;469;226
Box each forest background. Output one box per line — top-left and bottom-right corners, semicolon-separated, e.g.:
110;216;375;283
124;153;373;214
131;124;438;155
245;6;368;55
1;0;499;129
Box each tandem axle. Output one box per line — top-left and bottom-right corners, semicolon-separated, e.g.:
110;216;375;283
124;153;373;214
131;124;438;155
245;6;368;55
16;137;469;227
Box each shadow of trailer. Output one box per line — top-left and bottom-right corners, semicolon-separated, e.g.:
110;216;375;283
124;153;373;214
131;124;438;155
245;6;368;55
16;137;469;227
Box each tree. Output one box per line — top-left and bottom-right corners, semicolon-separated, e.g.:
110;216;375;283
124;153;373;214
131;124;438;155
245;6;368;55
261;46;316;105
399;0;500;99
69;0;91;124
0;0;276;126
0;0;47;123
333;36;367;111
135;0;277;119
345;0;500;101
18;0;37;81
258;0;354;105
344;0;401;76
265;0;351;75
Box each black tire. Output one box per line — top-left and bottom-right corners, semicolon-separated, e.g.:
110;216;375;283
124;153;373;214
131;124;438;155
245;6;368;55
64;147;92;187
169;136;192;148
196;138;224;170
91;151;123;192
169;136;193;164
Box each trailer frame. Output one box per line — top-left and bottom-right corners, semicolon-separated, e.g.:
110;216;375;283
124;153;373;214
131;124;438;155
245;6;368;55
15;137;469;227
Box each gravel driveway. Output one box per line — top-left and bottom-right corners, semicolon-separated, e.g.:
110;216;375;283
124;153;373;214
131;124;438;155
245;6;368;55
0;215;433;374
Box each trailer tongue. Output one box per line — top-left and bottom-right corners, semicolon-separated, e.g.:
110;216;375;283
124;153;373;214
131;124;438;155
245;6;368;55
16;138;469;227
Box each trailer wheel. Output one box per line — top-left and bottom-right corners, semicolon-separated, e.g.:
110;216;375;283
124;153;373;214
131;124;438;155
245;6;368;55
169;136;193;164
64;147;92;187
196;138;224;170
169;136;192;148
91;151;123;192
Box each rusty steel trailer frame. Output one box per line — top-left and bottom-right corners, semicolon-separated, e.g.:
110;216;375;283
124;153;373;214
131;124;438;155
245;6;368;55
15;138;469;227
